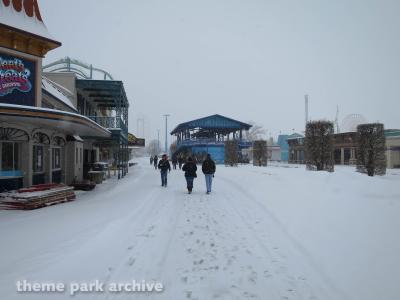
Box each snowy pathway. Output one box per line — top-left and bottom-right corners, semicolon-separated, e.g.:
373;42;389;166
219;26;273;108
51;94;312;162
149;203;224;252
1;159;399;300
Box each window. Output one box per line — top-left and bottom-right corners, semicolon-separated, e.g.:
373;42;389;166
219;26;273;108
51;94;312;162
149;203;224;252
1;142;19;171
52;148;61;169
33;145;44;173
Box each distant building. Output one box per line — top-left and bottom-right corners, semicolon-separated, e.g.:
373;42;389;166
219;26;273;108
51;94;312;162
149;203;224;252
170;114;252;164
268;144;281;161
385;130;400;168
288;135;305;164
287;130;400;168
278;133;303;162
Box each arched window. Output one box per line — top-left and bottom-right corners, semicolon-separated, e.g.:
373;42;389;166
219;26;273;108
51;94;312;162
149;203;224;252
0;128;28;174
0;128;29;142
53;136;66;147
32;132;49;174
32;132;50;144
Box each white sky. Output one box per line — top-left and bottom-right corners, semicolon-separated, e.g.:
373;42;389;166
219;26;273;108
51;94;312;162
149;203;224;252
40;0;400;142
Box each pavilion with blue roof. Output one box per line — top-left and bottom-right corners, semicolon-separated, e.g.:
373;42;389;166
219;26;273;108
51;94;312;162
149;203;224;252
170;114;252;164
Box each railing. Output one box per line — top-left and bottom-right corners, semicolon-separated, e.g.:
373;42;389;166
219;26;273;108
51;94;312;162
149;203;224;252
88;116;128;139
177;138;252;148
88;116;125;130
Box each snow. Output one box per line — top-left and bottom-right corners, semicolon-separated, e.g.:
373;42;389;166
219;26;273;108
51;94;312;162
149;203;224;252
0;1;57;42
0;159;399;300
72;135;83;142
42;76;76;111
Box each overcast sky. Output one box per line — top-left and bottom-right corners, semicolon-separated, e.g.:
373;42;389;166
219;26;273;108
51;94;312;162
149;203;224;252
40;0;400;142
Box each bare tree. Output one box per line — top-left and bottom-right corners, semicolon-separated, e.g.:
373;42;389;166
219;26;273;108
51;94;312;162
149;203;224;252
356;123;386;176
253;140;267;166
224;140;238;166
169;142;177;157
245;122;267;141
305;120;334;171
146;139;159;156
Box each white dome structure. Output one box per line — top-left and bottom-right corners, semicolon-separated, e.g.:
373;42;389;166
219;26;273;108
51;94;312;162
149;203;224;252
341;114;367;132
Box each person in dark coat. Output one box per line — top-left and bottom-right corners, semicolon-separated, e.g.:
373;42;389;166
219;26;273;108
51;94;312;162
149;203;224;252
172;155;178;170
158;154;171;187
150;156;153;165
182;157;197;194
178;155;184;169
202;154;216;194
153;155;158;170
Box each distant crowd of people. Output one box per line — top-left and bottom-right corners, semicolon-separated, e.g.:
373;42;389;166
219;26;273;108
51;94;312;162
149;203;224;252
150;153;216;194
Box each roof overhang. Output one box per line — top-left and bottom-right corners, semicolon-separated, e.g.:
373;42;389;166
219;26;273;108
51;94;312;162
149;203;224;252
171;114;252;135
76;80;129;109
0;104;111;138
0;1;61;56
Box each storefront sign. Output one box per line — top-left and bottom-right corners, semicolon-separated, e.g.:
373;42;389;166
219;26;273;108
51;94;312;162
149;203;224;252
0;53;36;106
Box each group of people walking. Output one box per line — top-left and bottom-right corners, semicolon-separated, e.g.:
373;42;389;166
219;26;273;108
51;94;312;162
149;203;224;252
150;154;216;194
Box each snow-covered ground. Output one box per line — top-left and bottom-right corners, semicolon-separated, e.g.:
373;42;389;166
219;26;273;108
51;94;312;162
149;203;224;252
0;158;399;300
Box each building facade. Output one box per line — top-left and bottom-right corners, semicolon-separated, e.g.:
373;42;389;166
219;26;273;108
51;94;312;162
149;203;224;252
288;130;400;168
0;1;130;191
171;114;252;164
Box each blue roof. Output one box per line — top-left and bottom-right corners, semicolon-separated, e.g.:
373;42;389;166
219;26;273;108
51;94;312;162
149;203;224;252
287;133;304;140
171;114;252;134
384;129;400;138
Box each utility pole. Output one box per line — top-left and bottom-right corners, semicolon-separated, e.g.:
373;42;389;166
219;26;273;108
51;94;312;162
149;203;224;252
304;94;309;127
163;114;170;154
136;118;144;137
335;105;340;133
157;129;160;154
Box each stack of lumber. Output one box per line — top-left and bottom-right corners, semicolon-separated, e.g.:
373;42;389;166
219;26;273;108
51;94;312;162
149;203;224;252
0;184;75;210
70;180;96;191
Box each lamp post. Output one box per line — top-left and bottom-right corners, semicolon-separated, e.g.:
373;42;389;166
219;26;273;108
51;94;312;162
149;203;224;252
136;118;144;137
157;129;160;154
163;114;170;154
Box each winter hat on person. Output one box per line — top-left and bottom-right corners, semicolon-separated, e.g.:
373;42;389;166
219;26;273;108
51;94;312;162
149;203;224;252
187;157;193;162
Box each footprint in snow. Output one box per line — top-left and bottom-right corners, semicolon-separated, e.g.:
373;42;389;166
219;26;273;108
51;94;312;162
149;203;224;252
264;270;272;278
127;257;135;266
193;259;204;265
248;271;258;283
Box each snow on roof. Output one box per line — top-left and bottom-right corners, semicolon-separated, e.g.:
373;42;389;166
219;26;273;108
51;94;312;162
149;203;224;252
72;135;83;142
0;103;110;135
0;0;58;43
42;76;76;111
286;133;304;140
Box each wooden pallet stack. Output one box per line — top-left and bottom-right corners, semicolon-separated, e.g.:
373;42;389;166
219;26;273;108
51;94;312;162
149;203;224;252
0;184;76;210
